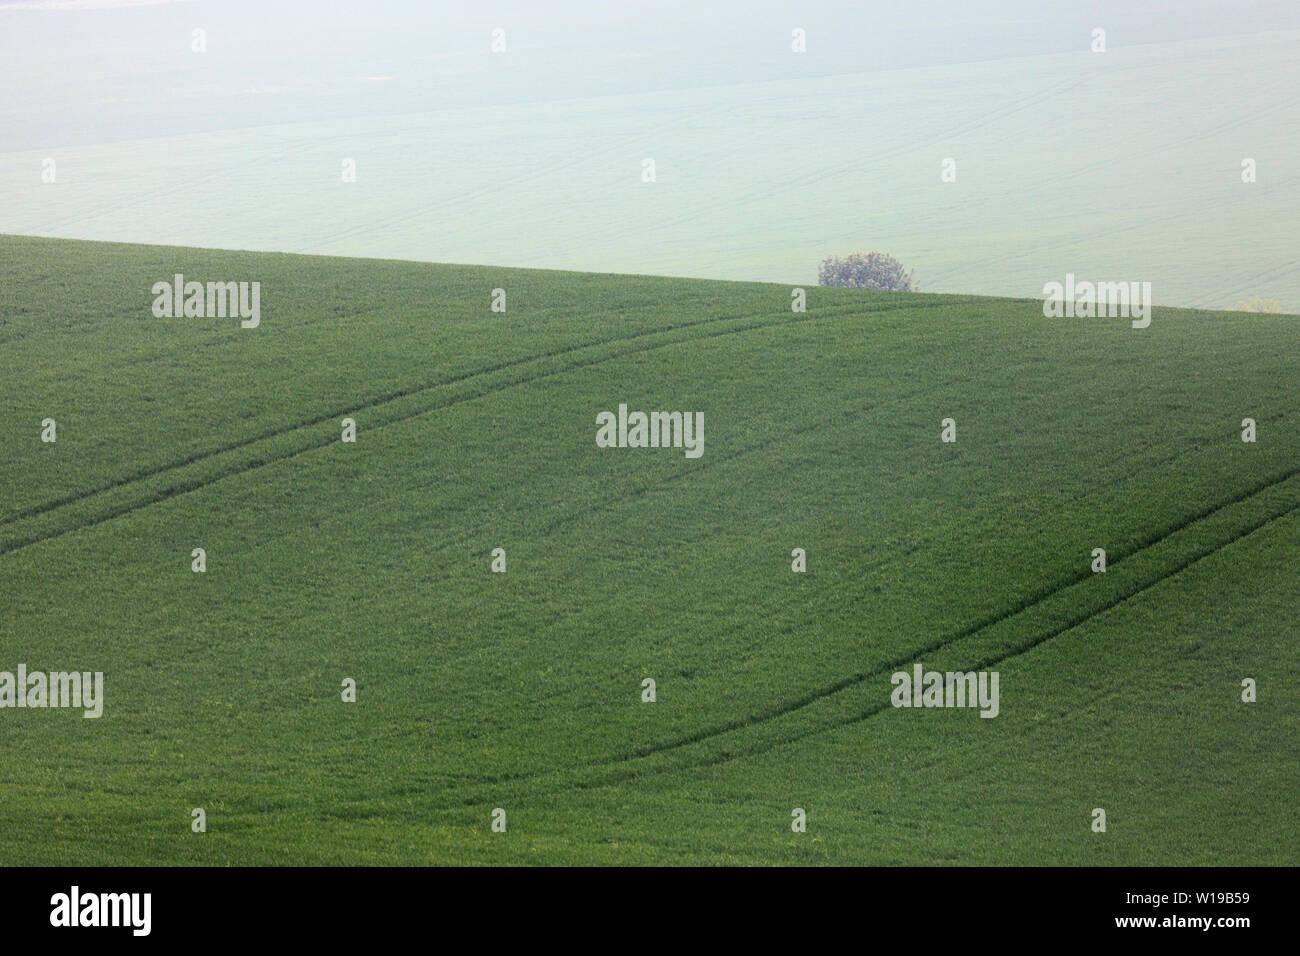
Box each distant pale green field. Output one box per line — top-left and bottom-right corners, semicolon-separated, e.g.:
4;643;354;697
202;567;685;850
2;30;1297;311
0;234;1297;865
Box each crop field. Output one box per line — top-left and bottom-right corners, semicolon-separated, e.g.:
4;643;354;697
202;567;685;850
0;233;1297;865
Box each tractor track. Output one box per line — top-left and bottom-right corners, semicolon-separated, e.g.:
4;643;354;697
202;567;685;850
0;297;960;559
400;460;1300;805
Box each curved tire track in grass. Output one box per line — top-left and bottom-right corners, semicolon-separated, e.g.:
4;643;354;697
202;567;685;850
410;463;1300;805
0;297;965;558
0;302;791;528
675;483;1300;775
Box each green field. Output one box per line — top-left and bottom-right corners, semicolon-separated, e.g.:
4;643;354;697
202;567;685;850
1;233;1297;865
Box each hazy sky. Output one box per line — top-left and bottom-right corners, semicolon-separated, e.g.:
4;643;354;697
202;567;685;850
4;0;1299;150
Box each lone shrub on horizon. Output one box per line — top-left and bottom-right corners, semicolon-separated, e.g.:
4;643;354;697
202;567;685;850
818;252;916;292
1232;295;1283;313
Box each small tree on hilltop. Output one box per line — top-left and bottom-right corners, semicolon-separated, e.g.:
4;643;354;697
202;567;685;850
818;252;916;291
1232;296;1283;313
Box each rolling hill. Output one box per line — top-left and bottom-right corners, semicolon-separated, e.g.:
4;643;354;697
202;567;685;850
0;233;1296;865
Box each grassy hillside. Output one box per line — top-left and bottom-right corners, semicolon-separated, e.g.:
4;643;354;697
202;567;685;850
0;234;1297;865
